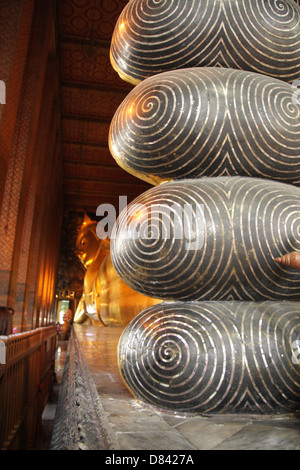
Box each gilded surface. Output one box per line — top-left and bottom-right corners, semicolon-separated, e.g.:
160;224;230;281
110;0;300;85
74;216;159;326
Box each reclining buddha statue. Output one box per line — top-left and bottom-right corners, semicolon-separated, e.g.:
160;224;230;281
74;214;160;327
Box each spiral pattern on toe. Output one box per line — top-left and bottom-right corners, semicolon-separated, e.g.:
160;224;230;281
109;68;300;186
118;301;300;413
110;0;300;85
111;177;300;301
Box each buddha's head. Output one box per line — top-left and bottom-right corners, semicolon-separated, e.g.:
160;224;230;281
76;215;101;269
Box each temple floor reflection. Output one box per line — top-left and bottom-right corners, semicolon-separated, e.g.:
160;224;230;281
50;324;300;451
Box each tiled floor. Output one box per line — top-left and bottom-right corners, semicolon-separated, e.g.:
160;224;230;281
34;340;69;450
70;325;300;451
37;325;300;450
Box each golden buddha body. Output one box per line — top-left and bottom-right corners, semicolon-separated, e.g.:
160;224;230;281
74;216;159;327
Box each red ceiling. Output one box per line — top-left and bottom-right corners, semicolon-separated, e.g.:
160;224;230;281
57;0;152;214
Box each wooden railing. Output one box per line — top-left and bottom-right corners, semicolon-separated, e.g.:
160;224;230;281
0;326;57;450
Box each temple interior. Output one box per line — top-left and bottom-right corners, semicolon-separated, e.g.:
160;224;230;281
0;0;300;452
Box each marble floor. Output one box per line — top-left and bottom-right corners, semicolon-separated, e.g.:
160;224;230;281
34;340;69;450
49;324;300;451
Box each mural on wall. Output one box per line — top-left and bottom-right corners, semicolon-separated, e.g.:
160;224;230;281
109;0;300;414
56;211;86;302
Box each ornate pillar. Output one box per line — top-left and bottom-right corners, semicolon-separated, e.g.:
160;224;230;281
16;55;59;331
0;0;35;208
0;0;53;314
0;0;63;334
32;116;62;329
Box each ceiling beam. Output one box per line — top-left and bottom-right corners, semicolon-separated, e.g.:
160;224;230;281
62;114;112;124
60;34;111;48
61;80;131;94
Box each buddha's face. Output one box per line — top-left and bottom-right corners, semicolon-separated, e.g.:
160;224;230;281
76;225;100;268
